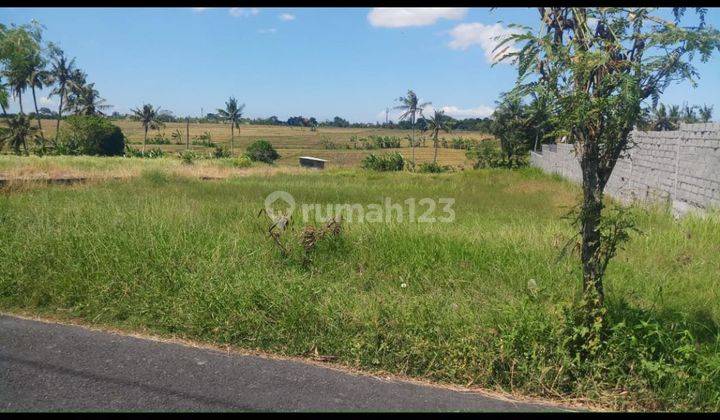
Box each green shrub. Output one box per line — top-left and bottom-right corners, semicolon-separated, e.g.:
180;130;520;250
56;115;125;156
321;137;348;150
211;145;232;159
246;139;280;164
125;145;165;158
467;141;528;169
230;154;252;168
147;133;171;145
361;152;405;171
170;129;184;145
370;135;402;149
191;131;216;147
447;137;478;150
349;135;401;150
418;162;451;173
178;150;198;165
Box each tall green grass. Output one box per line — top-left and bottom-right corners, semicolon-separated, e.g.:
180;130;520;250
0;167;718;410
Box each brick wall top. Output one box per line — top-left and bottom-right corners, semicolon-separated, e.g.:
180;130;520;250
532;124;720;215
679;122;720;132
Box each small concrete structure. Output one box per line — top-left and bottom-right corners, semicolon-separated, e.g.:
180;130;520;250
299;156;327;169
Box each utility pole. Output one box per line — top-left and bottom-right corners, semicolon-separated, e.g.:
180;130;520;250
186;117;190;150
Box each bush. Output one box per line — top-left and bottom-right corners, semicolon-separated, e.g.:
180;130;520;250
466;141;528;169
361;152;405;171
447;137;478;150
56;115;125;156
370;135;402;149
246;139;280;164
320;137;348;150
125;145;165;158
170;129;184;145
211;145;232;159
191;131;216;147
417;162;451;173
178;150;198;165
349;135;402;150
147;133;171;145
230;155;252;168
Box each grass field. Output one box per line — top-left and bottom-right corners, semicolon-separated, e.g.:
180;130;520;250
1;165;718;411
0;155;307;183
22;119;488;168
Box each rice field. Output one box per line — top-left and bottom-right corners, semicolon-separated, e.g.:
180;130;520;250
21;118;489;168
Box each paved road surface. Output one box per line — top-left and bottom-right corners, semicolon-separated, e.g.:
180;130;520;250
0;314;566;412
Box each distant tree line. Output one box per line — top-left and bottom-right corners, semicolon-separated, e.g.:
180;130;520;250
102;110;494;133
637;103;714;131
487;94;716;165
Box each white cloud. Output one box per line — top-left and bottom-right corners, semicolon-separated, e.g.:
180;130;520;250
279;13;295;21
379;104;494;121
367;8;468;28
377;109;399;121
435;105;494;119
447;22;522;63
191;7;207;13
229;8;260;18
258;28;277;34
39;96;56;107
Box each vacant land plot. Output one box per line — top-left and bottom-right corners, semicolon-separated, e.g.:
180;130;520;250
26;119;487;167
1;166;718;411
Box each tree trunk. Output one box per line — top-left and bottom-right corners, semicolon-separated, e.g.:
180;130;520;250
579;138;605;309
31;86;45;143
55;86;65;143
237;123;241;157
433;133;439;163
143;127;147;155
18;92;24;114
411;114;416;169
230;123;234;154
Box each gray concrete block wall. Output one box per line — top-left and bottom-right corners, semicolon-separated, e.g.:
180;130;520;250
530;123;720;215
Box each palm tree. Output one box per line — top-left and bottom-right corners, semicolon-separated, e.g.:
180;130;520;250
66;80;111;116
49;47;79;142
1;22;43;116
636;106;652;131
681;103;698;124
395;90;431;168
131;104;164;155
27;54;52;142
4;64;29;114
63;68;88;111
699;105;713;123
426;109;452;163
0;114;37;155
526;90;552;151
668;104;681;129
651;104;674;131
217;97;245;153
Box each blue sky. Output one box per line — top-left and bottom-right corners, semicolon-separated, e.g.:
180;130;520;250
2;7;719;122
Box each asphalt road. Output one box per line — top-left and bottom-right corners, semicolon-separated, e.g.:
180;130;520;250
0;314;565;412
